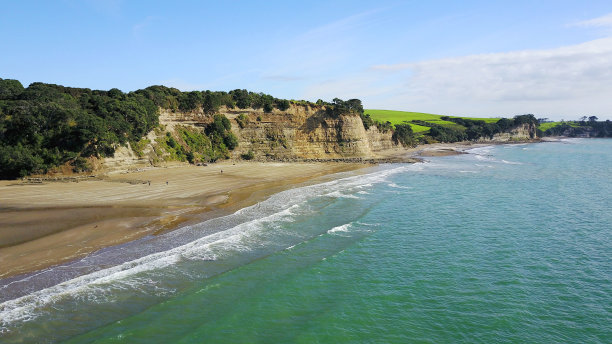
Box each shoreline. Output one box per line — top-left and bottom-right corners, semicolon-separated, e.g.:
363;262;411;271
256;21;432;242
0;140;538;279
0;161;367;278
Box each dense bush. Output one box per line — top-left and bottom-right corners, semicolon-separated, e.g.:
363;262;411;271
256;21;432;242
543;120;612;137
425;123;468;143
431;114;539;142
360;113;374;130
241;150;255;160
327;98;364;117
392;123;417;147
0;78;159;179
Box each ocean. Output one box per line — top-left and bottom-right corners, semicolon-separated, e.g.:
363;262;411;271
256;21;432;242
1;139;611;343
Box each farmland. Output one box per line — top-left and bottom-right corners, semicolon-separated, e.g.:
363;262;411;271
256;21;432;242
364;109;499;133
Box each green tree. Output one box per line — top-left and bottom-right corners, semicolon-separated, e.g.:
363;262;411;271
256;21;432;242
0;79;25;100
392;123;416;147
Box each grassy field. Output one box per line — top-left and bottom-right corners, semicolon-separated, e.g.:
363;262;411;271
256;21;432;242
365;110;582;135
405;123;432;133
538;121;580;131
365;109;499;133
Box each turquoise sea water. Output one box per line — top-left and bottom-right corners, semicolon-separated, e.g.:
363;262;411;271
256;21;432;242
1;139;611;343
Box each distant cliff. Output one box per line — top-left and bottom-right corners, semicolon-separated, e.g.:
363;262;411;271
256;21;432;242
477;122;538;143
541;121;612;138
101;105;541;174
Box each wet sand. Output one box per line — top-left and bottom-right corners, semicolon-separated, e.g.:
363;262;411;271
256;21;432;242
0;162;364;278
0;141;508;278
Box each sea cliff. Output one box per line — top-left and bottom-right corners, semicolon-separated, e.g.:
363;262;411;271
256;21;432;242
101;104;405;172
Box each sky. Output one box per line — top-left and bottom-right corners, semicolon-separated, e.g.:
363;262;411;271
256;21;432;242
2;0;612;120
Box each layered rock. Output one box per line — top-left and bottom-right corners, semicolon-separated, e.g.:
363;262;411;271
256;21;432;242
477;123;538;143
225;106;398;160
101;104;401;171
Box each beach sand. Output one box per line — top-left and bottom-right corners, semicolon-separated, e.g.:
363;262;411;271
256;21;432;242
0;162;364;278
0;141;499;279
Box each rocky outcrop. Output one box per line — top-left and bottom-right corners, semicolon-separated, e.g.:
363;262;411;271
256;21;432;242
556;126;598;138
477;123;538;143
222;105;400;160
100;104;401;171
101;105;540;172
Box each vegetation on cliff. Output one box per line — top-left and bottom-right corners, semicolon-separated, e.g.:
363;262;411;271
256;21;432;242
539;117;612;137
136;86;315;114
0;79;159;179
366;109;539;143
0;79;361;179
4;77;602;180
0;80;268;179
153;117;236;164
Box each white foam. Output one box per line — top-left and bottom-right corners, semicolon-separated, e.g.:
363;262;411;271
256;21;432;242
501;159;522;165
327;223;352;234
324;191;361;199
466;146;494;155
559;138;583;143
474;154;491;161
387;182;413;189
0;164;412;331
0;201;303;330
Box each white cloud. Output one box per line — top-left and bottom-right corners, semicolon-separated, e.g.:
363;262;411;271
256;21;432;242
294;13;612;120
572;12;612;28
364;36;612;120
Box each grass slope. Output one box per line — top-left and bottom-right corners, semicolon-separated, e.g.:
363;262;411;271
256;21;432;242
365;109;499;133
538;121;580;131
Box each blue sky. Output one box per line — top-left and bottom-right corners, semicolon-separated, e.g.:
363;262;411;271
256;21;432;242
2;0;612;120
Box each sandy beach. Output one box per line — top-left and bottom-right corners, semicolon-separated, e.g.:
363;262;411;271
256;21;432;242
0;161;365;278
0;142;506;279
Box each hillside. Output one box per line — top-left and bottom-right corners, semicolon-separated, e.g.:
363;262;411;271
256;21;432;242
365;109;499;132
365;109;537;143
1;78;541;180
539;120;612;137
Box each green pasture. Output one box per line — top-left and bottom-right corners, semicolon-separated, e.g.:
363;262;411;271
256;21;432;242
406;123;432;133
538;121;580;131
364;110;499;132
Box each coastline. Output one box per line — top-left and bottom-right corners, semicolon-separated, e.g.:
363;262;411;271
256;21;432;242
0;140;537;279
0;161;366;278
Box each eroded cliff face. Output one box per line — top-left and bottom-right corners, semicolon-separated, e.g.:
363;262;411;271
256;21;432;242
101;104;400;171
223;105;399;160
101;105;538;172
477;123;538;143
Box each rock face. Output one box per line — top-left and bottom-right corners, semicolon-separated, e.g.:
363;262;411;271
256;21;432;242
556;126;598;138
101;104;540;171
477;123;538;143
221;105;400;160
100;104;401;171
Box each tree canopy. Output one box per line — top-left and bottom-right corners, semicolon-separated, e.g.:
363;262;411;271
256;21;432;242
0;79;159;179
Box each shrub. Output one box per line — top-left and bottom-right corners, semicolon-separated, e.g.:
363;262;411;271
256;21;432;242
235;114;249;128
241;150;255;160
